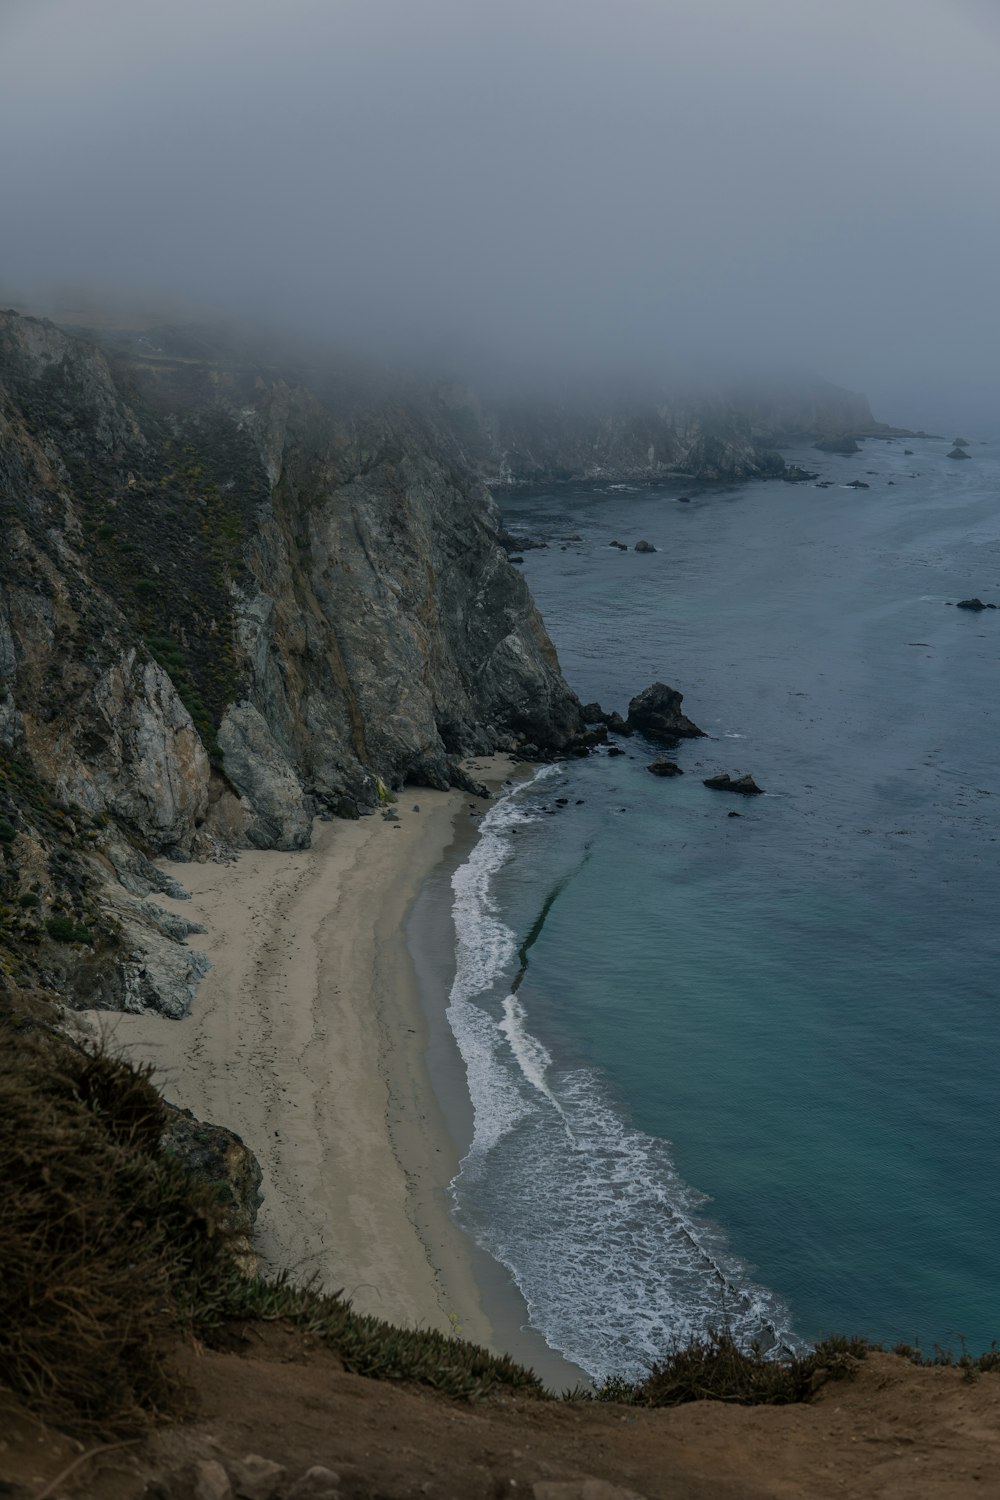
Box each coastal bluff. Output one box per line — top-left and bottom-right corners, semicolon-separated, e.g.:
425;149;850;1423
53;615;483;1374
0;309;582;1015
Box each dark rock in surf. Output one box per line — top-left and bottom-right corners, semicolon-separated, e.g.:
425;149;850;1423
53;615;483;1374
947;447;971;460
626;682;705;742
607;745;626;757
783;465;820;482
728;810;742;817
676;495;692;503
956;597;988;611
703;772;765;795
846;480;870;489
606;711;632;736
647;758;683;777
581;702;608;724
634;539;657;553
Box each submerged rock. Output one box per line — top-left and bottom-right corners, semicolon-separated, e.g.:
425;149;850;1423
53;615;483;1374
626;682;705;742
647;758;683;777
703;772;765;795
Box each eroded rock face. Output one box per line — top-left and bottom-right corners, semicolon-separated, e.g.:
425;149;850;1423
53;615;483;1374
0;310;583;1013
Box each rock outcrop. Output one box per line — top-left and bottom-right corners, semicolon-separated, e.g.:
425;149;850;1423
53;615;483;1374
647;758;683;777
0;310;584;1013
626;683;705;742
703;772;764;795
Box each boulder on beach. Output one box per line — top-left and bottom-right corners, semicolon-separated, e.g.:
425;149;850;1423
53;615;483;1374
626;682;705;742
703;772;765;795
634;539;656;553
647;758;683;777
947;447;971;460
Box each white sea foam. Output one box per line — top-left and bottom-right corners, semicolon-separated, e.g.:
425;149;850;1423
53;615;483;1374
445;771;799;1380
447;767;558;1152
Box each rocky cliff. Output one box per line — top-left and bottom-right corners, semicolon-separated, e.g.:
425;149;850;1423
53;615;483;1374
0;310;582;1013
433;376;888;488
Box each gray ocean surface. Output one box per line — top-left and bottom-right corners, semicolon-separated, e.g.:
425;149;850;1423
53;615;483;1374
442;436;1000;1381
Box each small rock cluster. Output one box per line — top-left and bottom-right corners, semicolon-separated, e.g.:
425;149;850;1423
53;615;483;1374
180;1454;341;1500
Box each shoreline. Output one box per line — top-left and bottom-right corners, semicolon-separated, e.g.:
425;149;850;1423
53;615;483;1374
83;756;584;1388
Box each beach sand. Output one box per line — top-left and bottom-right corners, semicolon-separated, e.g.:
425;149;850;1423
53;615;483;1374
90;768;512;1344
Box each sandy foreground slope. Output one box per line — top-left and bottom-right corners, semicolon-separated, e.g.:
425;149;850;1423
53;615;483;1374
84;760;519;1347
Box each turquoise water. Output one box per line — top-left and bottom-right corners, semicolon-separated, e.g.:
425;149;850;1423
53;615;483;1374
445;436;1000;1379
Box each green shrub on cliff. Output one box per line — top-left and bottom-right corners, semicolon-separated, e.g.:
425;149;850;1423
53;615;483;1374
45;915;93;944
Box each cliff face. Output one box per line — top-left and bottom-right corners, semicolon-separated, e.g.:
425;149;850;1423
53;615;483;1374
0;311;581;1012
434;376;885;488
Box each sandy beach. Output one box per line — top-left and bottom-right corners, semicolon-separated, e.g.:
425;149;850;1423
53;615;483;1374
89;763;515;1346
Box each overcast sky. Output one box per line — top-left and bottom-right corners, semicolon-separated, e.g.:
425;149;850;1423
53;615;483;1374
1;0;998;426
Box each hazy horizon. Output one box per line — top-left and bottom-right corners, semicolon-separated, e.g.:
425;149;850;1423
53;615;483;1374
2;0;998;430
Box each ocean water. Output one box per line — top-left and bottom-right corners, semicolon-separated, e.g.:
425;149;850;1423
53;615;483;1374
443;436;1000;1381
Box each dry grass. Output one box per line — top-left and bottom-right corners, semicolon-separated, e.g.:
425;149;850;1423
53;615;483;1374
0;1021;239;1435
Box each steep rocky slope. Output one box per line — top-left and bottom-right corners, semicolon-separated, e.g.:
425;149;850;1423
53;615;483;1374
0;310;583;1013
